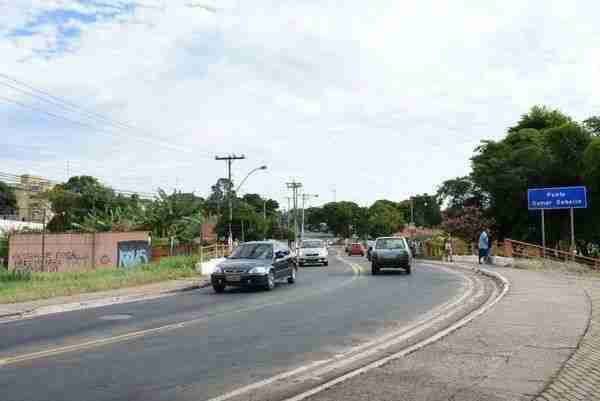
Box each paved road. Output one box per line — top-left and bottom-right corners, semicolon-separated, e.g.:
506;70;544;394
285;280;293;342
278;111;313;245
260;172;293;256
0;251;464;401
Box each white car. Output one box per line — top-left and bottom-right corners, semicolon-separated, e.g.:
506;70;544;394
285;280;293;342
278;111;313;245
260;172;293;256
298;239;329;266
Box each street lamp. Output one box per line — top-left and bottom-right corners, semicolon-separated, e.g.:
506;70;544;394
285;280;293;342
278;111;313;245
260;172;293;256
232;165;267;245
301;193;319;241
235;165;267;193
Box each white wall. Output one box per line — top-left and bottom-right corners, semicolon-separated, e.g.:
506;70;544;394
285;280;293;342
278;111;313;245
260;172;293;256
0;220;43;235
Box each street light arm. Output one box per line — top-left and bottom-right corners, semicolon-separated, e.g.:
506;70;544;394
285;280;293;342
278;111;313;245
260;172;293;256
235;165;267;194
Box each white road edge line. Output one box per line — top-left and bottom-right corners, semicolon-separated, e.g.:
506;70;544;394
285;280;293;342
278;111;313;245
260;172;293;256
0;252;362;366
202;259;481;401
281;267;510;401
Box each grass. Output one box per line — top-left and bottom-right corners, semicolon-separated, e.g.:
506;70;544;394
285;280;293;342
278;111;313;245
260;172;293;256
0;256;200;304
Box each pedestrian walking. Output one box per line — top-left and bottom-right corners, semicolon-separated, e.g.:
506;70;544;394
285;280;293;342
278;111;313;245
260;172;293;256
478;229;489;265
443;236;453;262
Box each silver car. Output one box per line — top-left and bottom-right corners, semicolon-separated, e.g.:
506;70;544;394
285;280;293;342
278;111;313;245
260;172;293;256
370;237;412;275
298;239;329;266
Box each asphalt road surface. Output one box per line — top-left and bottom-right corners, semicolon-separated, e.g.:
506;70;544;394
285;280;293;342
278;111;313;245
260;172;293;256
0;250;464;401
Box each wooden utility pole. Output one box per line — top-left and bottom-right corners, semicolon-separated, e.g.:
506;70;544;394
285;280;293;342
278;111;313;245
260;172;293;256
215;154;245;248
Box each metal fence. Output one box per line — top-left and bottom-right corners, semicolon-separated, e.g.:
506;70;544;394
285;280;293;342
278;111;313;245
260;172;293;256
505;239;600;269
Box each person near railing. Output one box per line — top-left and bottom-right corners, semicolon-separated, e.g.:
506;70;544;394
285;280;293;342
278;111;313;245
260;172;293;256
478;229;489;265
443;236;454;263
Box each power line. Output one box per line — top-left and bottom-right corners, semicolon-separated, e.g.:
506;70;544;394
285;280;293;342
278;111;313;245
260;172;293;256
0;72;215;158
0;170;157;199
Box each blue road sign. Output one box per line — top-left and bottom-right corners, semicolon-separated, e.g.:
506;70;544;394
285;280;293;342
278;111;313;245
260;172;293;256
527;186;587;210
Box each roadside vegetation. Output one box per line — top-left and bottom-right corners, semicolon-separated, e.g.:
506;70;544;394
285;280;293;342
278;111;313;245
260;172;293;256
437;107;600;254
0;256;199;304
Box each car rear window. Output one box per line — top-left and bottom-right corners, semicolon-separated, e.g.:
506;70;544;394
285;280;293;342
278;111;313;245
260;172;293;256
302;241;323;248
376;238;406;250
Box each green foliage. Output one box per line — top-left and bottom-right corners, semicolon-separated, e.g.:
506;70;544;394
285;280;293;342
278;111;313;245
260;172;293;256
367;201;404;238
436;176;483;215
0;234;8;266
0;180;17;214
44;176;124;231
584;138;600;193
0;256;198;304
442;106;599;246
144;189;205;242
583;116;600;136
508;105;572;133
215;193;282;241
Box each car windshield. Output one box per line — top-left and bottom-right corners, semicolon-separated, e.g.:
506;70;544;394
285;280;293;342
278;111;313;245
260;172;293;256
302;241;323;248
376;238;406;250
229;243;273;259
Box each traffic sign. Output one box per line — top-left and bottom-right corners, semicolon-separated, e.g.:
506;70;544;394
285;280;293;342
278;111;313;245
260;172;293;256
527;186;587;210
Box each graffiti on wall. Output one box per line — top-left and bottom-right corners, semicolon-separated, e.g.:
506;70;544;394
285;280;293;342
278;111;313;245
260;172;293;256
11;251;91;272
117;241;150;268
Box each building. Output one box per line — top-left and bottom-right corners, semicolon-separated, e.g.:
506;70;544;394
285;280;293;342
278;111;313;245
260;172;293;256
13;174;54;223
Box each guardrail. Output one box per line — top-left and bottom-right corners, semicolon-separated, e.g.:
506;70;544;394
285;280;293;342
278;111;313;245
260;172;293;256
504;239;600;269
199;243;230;266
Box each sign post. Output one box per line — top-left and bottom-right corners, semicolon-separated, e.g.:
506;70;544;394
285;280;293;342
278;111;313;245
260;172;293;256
541;209;546;258
527;186;587;257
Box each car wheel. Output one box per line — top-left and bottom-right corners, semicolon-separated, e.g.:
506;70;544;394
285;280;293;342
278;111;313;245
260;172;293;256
264;271;276;291
324;261;329;266
212;283;226;293
371;263;379;275
287;268;296;284
405;265;412;275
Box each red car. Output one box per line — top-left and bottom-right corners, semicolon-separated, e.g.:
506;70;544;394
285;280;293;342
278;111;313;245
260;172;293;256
347;243;365;256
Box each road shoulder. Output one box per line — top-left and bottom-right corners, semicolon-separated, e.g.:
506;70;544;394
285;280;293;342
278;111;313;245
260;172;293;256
0;276;209;322
304;264;590;401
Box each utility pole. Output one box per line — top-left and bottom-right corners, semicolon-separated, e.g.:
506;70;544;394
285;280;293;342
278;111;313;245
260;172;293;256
215;154;246;249
285;196;292;237
301;193;318;241
263;199;267;240
286;181;302;249
41;208;46;272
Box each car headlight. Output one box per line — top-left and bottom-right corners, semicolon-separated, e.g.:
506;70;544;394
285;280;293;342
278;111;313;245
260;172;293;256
248;266;268;274
213;265;225;274
320;250;328;257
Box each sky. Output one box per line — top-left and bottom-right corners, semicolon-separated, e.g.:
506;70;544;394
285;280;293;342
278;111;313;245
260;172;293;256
1;0;599;208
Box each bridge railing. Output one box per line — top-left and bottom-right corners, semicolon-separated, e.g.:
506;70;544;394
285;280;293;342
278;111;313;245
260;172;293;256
504;239;600;270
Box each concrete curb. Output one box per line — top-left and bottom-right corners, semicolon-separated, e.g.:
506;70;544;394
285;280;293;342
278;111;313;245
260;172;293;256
272;261;511;401
0;277;211;322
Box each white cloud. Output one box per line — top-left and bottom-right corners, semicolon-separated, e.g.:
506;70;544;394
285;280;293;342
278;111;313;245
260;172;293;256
1;0;600;206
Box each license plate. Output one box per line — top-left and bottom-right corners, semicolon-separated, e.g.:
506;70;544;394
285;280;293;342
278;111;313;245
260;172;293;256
226;274;241;282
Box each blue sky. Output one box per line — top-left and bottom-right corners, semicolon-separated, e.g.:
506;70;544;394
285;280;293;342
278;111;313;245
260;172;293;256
1;1;600;206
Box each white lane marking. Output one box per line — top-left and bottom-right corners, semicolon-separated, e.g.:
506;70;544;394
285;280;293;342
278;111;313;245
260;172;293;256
1;255;362;366
204;360;333;401
202;260;479;401
281;268;510;401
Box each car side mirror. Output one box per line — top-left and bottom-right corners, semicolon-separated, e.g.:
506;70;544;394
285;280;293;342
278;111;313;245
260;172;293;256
368;246;373;251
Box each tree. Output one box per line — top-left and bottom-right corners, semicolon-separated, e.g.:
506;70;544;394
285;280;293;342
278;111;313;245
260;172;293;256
437;176;483;214
321;201;361;237
583;116;600;136
144;189;205;241
368;201;404;238
441;206;496;244
0;181;17;215
468;108;597;245
44;176;118;232
242;193;279;216
206;178;233;215
509;105;572;133
584;138;600;193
